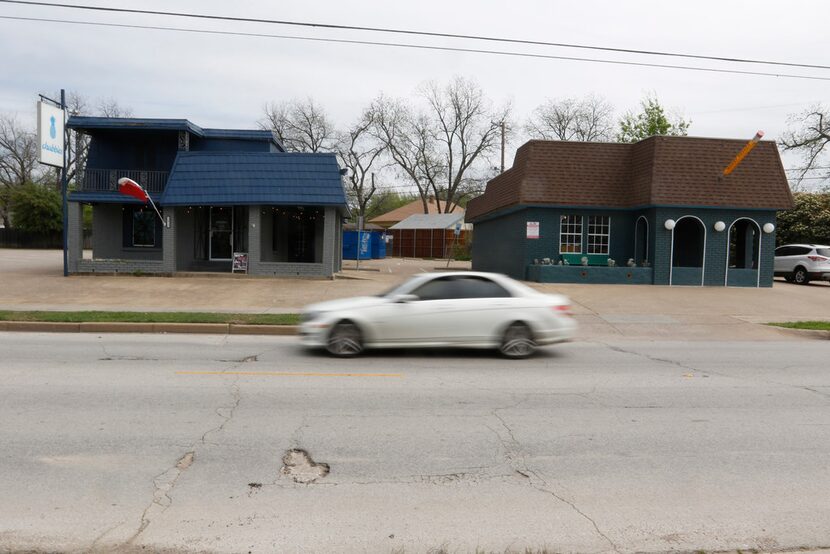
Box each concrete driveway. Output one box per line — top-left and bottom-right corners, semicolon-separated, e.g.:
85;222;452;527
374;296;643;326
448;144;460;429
1;249;828;341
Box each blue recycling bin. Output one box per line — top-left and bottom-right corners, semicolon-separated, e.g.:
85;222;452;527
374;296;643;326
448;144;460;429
370;232;386;259
342;230;372;260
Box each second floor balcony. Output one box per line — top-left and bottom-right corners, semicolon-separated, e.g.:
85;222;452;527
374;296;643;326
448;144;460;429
75;168;169;195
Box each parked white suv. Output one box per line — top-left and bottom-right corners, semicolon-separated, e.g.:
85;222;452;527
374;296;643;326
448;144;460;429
774;244;830;284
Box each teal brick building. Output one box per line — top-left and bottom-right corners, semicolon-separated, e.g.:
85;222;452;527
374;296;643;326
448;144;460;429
466;137;793;287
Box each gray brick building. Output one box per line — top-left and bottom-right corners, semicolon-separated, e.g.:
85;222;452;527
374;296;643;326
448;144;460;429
467;137;793;287
66;117;348;278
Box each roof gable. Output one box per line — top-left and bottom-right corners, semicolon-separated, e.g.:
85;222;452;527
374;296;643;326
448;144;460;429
160;152;347;209
467;136;793;220
370;197;463;224
390;212;465;229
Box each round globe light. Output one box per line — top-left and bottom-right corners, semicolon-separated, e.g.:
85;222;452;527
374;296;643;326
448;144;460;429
714;221;726;232
763;223;775;234
664;219;676;230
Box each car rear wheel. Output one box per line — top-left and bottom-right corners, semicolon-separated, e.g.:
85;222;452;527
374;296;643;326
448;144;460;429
500;322;536;359
326;321;363;357
792;267;810;285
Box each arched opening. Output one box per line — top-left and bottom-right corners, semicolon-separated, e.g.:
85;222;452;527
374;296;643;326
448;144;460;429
725;218;761;287
728;220;759;269
670;216;705;286
634;216;649;265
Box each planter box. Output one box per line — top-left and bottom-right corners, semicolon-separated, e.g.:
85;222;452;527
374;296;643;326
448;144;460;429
527;265;653;284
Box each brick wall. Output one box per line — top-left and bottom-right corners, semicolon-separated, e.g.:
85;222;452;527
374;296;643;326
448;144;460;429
653;208;777;287
473;205;777;287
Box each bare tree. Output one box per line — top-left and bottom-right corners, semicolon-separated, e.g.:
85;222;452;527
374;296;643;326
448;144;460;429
781;104;830;190
260;97;334;152
422;77;510;212
370;95;444;214
525;95;614;142
336;109;387;219
98;97;133;118
372;77;510;214
0;114;42;227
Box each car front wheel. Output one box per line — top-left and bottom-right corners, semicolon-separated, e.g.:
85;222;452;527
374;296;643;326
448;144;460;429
500;322;536;359
326;321;363;357
792;267;810;285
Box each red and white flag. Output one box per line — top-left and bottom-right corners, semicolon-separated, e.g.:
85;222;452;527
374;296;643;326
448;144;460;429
117;177;149;202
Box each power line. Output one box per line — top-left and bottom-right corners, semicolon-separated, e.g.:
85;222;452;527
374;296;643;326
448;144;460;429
2;0;830;72
2;15;830;82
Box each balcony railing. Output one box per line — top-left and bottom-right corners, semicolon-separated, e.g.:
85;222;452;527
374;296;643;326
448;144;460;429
75;169;169;194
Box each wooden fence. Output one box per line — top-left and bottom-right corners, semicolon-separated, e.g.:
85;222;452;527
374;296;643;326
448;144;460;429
386;228;468;258
0;229;92;249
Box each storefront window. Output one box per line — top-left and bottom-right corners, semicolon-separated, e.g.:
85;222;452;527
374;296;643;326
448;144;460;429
132;208;156;247
559;215;582;253
587;215;610;255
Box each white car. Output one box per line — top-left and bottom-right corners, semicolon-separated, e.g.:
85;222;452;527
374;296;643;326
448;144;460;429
299;272;577;358
774;244;830;285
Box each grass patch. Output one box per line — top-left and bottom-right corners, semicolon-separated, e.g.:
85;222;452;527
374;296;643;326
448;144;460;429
768;321;830;331
0;310;300;325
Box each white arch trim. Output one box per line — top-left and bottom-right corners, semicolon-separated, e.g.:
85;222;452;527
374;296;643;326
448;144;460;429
723;217;762;288
669;215;707;287
634;216;649;264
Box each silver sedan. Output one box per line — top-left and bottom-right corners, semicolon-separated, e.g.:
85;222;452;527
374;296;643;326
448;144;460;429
299;272;577;358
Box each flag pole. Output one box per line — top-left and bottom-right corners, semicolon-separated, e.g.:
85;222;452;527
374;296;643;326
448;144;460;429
146;195;166;228
117;177;167;227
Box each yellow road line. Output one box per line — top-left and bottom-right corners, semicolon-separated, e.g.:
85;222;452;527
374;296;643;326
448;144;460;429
176;370;403;378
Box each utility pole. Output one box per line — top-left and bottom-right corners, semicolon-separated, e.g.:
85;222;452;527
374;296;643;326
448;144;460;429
61;89;68;277
500;121;505;173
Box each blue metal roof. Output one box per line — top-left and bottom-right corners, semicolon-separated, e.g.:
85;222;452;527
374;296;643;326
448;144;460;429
160;152;348;209
67;116;282;149
68;191;162;204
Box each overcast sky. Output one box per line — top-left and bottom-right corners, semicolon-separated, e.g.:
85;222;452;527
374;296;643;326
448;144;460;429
1;0;828;183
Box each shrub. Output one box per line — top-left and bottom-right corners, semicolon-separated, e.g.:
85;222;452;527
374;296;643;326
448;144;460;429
10;183;62;234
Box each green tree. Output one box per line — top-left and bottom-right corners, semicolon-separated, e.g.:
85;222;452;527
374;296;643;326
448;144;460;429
617;95;690;143
10;183;62;234
775;192;830;245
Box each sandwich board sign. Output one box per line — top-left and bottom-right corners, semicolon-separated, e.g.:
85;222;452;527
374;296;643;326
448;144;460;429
37;101;65;168
232;252;248;273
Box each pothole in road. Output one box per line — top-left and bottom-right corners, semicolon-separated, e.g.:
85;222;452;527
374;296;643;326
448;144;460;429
281;449;330;484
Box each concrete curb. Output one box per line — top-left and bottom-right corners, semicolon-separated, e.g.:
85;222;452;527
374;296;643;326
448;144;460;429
1;321;299;336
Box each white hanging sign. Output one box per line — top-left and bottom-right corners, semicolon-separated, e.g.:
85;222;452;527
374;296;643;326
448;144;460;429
37;101;65;168
526;221;540;239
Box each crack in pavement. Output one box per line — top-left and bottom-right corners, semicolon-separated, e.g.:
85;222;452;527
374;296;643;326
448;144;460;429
128;451;194;544
596;341;830;402
127;374;242;544
88;519;126;552
489;396;621;554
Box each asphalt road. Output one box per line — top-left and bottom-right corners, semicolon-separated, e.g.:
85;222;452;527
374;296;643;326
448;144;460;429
1;332;829;554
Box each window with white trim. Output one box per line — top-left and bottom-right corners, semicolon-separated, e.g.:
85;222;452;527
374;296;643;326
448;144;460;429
587;215;610;255
559;215;582;253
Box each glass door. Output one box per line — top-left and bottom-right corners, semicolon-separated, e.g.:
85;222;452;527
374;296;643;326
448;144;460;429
209;207;233;261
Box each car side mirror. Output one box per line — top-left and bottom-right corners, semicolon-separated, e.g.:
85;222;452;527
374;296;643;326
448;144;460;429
392;294;418;303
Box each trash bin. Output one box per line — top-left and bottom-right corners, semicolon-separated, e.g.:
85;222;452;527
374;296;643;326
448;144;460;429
370;232;386;259
342;231;372;260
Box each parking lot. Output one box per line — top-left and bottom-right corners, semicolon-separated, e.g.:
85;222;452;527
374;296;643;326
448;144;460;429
0;249;828;341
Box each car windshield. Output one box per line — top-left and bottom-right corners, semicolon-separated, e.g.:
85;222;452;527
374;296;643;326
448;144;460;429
375;277;421;298
817;248;830;257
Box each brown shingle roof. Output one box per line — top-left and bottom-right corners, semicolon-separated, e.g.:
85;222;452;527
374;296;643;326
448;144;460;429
466;136;793;221
369;197;464;227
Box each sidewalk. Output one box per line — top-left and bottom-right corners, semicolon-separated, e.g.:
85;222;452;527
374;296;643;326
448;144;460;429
1;249;828;341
